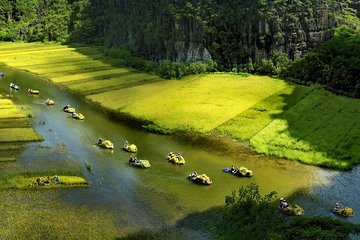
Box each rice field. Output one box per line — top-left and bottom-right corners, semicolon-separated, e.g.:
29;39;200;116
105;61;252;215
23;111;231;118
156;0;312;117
214;85;314;140
0;94;43;162
0;128;43;142
0;175;89;189
249;89;360;169
1;42;360;169
119;74;288;133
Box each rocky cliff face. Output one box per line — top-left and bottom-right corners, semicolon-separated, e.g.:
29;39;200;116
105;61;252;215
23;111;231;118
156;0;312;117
168;1;340;64
204;1;340;66
74;0;348;65
256;2;337;60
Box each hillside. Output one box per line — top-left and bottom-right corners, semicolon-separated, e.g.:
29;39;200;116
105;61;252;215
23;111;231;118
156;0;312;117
0;0;358;66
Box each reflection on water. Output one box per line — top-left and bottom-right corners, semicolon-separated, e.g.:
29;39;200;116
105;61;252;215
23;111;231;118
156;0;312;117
0;65;359;229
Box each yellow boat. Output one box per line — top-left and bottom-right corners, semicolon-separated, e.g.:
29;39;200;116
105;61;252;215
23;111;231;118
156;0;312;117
72;112;85;120
167;152;185;165
45;99;55;105
123;143;137;153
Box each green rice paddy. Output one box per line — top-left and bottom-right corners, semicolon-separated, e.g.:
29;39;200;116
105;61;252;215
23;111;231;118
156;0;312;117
0;175;89;189
1;42;360;169
0;94;43;162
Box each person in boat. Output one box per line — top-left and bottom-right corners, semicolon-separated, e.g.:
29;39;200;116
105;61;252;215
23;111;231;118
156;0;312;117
129;156;136;163
279;198;289;209
63;104;70;110
334;203;341;212
177;152;182;160
98;138;104;145
230;165;236;173
55;175;60;184
232;167;239;175
189;172;198;179
124;141;129;147
168;152;174;157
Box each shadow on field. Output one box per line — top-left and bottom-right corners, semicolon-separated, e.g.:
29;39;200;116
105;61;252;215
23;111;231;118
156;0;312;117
67;43;130;67
253;84;360;169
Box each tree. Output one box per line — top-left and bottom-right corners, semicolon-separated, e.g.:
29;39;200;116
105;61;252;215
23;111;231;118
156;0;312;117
214;183;360;240
215;183;281;240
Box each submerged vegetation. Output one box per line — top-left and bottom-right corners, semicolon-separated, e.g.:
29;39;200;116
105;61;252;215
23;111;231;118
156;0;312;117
0;190;119;240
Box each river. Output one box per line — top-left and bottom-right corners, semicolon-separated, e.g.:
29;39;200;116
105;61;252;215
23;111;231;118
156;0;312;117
0;65;359;233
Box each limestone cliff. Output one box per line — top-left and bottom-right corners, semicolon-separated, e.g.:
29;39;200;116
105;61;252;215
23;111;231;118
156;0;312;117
71;0;354;65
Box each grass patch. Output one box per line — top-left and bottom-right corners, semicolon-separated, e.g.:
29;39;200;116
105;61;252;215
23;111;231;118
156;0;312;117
1;175;89;189
0;109;27;119
0;157;16;162
0;128;43;142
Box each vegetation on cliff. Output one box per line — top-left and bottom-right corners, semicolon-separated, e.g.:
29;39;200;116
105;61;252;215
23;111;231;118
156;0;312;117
283;26;360;98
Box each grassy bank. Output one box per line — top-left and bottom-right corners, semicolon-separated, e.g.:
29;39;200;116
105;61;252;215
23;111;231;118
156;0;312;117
1;42;360;169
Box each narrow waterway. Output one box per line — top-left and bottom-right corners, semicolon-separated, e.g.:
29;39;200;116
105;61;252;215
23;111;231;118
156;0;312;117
1;65;359;231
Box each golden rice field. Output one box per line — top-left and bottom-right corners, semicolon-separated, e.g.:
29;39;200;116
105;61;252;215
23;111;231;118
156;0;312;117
0;94;42;161
0;42;160;94
119;74;288;133
1;42;360;169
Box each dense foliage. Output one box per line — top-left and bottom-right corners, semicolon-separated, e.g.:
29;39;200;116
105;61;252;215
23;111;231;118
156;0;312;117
0;0;359;88
283;26;360;97
215;184;360;240
0;0;70;42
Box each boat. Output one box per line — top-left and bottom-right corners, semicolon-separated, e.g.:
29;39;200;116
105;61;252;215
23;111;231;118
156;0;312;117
72;112;85;120
223;166;253;177
129;158;151;168
98;138;114;149
333;206;354;217
187;173;213;185
9;83;20;90
45;99;55;105
28;89;40;95
167;152;185;165
63;105;76;113
123;142;137;153
279;203;304;216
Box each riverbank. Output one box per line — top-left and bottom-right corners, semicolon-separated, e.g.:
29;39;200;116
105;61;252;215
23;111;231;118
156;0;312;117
1;42;359;170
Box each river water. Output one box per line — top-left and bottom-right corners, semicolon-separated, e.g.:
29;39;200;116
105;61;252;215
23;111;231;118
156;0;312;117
0;65;359;231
